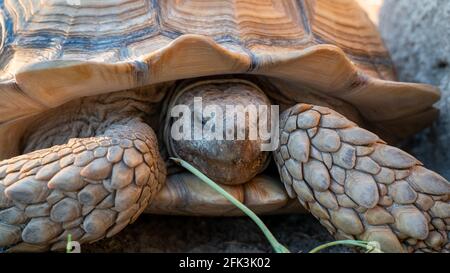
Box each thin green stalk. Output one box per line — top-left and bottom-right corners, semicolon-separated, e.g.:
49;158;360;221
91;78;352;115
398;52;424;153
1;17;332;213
66;234;72;253
309;240;383;253
171;157;290;253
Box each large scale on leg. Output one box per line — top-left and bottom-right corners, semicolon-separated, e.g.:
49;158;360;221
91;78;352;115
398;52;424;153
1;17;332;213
0;0;448;252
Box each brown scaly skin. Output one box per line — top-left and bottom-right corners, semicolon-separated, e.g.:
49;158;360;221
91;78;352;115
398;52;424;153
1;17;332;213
0;89;170;251
275;104;450;253
0;119;166;252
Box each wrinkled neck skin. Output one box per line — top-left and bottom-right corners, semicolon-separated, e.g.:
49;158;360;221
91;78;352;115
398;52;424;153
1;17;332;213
22;88;164;154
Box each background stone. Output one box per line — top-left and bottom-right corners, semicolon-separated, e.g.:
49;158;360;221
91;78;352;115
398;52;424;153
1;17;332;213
379;0;450;179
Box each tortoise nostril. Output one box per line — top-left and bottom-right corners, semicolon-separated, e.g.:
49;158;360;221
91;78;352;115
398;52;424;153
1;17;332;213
436;60;448;69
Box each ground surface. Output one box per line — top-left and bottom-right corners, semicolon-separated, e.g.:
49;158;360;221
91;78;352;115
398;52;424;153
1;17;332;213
83;214;351;253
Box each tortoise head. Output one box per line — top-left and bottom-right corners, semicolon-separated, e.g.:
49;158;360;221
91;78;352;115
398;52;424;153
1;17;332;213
164;79;274;185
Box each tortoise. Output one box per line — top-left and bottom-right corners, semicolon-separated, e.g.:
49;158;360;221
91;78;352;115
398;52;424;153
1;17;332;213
0;0;448;253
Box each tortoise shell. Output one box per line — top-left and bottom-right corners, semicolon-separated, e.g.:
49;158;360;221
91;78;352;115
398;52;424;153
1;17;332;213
0;0;439;159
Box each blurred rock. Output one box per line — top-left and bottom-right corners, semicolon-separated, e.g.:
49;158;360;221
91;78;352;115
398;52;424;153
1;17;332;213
379;0;450;179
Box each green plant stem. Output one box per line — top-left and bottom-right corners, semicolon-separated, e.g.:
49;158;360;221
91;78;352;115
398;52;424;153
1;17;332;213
66;233;72;253
171;157;290;253
309;240;375;253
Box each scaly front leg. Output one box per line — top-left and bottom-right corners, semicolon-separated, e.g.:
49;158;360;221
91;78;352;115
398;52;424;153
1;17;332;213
274;104;449;253
0;119;166;252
